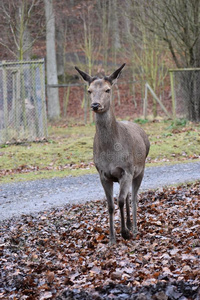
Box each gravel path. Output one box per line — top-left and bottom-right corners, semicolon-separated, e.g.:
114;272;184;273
0;161;199;222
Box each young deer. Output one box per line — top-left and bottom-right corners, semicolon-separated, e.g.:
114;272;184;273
75;64;150;244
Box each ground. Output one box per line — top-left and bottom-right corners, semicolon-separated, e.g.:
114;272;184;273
0;177;200;299
0;162;200;221
0;91;200;298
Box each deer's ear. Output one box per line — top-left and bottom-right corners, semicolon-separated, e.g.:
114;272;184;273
107;63;126;85
75;67;92;83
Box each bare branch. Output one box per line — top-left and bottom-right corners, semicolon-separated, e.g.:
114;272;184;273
0;39;17;58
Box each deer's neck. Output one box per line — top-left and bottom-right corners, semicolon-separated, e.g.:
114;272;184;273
95;107;118;145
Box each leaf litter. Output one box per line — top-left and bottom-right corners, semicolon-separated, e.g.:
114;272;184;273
0;181;199;299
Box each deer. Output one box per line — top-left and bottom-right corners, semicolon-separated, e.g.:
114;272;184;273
75;64;150;244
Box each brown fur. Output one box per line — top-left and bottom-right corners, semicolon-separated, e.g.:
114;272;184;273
75;64;150;244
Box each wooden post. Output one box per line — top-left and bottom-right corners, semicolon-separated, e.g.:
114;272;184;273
64;85;70;118
32;63;40;137
2;61;8;140
39;61;48;138
146;83;171;118
169;71;176;121
16;70;21;131
84;85;88;124
143;83;148;119
12;71;16;129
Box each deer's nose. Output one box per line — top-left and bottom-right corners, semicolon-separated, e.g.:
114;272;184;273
91;102;100;111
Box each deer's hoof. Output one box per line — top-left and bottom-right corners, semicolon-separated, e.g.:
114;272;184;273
121;228;131;240
126;220;132;231
132;227;138;237
109;237;116;245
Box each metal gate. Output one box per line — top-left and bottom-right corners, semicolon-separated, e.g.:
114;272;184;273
0;59;47;144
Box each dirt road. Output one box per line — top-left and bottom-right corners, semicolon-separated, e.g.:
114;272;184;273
0;161;199;222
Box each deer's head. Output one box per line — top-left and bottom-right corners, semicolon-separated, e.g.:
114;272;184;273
75;64;126;113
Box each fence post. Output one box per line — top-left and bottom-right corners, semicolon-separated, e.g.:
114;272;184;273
143;83;148;119
31;63;40;137
63;85;70;118
2;61;8;140
20;64;28;131
84;85;88;124
169;71;176;121
39;61;48;138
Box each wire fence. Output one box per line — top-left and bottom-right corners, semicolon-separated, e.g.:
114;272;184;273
52;78;173;123
2;63;198;146
0;59;47;145
53;80;154;123
59;69;200;123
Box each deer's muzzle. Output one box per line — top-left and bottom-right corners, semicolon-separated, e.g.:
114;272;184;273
91;102;101;111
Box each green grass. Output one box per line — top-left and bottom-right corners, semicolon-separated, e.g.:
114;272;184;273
145;120;200;164
0;119;199;183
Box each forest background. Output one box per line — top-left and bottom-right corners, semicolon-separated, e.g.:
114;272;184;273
0;0;200;183
1;0;200;122
0;3;200;298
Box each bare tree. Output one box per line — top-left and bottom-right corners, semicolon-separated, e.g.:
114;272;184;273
111;0;121;52
54;0;71;81
44;0;60;120
96;0;111;72
130;0;200;121
0;0;44;60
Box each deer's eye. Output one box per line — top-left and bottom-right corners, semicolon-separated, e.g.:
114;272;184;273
88;90;92;94
105;89;111;93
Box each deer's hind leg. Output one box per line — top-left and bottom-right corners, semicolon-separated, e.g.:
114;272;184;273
118;173;132;240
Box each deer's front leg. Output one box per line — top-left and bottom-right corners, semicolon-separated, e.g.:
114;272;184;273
100;178;115;244
126;192;132;230
132;171;144;235
118;173;132;240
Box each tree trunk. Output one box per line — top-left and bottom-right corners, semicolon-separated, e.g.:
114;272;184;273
186;73;200;122
112;0;121;50
44;0;60;120
56;26;65;79
131;0;200;121
178;71;200;122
